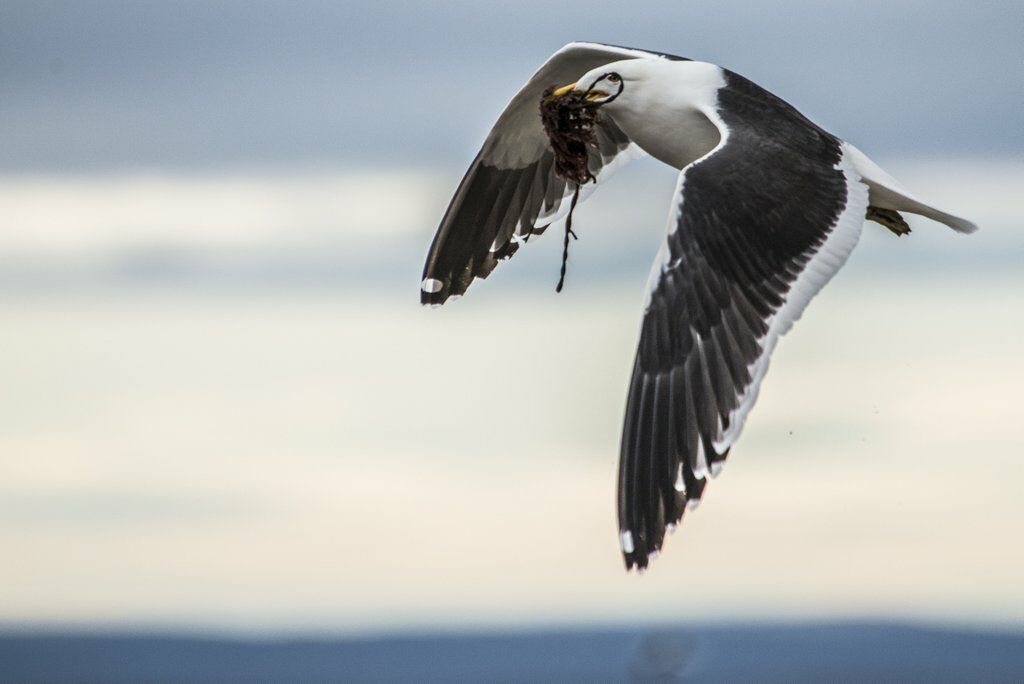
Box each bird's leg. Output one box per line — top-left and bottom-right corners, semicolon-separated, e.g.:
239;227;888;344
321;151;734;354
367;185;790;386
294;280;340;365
867;206;912;236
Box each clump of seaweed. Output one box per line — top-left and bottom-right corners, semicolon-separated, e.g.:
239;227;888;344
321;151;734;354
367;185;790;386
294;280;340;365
539;86;601;184
539;86;603;292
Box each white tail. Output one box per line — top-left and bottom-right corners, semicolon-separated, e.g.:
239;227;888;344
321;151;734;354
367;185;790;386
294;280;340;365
844;142;978;234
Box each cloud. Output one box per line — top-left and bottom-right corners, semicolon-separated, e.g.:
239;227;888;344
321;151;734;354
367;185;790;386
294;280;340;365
0;170;448;257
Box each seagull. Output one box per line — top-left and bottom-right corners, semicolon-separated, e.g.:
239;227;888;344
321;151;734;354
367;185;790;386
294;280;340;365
420;42;976;570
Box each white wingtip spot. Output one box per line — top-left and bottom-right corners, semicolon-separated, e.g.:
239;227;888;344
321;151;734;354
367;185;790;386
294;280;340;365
674;463;686;493
620;530;635;554
710;461;724;478
666;522;677;535
420;278;443;294
648;550;660;562
692;433;709;480
686;498;701;511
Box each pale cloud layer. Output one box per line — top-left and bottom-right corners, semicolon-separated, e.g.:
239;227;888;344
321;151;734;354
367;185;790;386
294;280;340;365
1;280;1021;631
0;159;1019;257
0;170;448;256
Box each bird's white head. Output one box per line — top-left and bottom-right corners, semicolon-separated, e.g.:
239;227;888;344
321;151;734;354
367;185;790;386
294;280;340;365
550;58;725;169
550;58;659;111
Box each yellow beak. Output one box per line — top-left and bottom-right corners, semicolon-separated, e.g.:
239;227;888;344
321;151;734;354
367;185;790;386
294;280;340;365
551;82;577;97
549;81;609;102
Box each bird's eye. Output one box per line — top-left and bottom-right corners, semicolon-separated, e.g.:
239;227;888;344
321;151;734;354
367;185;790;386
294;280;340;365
606;73;621;84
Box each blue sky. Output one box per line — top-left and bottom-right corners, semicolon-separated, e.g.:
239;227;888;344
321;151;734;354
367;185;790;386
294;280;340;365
1;0;1021;172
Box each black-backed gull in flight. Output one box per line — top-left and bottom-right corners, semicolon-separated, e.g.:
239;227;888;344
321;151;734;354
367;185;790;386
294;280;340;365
420;42;976;570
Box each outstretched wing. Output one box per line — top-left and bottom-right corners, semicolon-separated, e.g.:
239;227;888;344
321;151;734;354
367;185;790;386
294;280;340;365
617;71;871;570
420;42;688;306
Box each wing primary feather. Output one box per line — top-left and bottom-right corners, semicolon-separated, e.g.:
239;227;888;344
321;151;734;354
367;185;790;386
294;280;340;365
618;364;646;568
647;374;670;556
631;373;655;562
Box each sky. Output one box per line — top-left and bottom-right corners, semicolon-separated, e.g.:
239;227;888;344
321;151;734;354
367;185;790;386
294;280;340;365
2;278;1023;633
0;2;1022;634
0;0;1021;173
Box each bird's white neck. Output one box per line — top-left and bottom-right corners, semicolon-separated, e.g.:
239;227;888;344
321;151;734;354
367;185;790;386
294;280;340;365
605;60;725;170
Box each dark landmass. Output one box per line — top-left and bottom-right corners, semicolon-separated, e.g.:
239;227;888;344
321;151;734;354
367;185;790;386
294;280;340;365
1;622;1021;683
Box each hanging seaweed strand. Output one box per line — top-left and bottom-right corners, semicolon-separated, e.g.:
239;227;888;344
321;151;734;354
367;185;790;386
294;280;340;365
539;84;602;293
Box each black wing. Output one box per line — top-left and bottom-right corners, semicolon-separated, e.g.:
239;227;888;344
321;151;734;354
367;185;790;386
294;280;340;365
420;43;688;305
618;71;871;570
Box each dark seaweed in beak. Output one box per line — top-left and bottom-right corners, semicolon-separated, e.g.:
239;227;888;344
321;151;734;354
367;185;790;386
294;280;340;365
539;86;602;185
